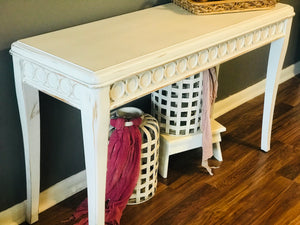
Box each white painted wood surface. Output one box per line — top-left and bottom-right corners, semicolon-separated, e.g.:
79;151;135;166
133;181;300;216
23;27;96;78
261;18;293;151
12;56;40;224
80;87;110;225
159;120;225;178
10;3;294;225
12;3;294;88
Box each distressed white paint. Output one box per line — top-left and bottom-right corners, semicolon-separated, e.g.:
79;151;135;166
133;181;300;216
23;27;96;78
10;3;294;225
12;56;40;224
261;18;293;151
80;87;110;225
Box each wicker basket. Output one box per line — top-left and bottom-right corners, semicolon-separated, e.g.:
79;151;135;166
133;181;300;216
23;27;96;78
173;0;277;15
151;73;203;136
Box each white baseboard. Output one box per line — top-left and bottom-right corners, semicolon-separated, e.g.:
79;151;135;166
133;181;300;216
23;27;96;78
0;171;87;225
39;170;86;212
1;61;299;225
0;201;25;225
213;61;300;118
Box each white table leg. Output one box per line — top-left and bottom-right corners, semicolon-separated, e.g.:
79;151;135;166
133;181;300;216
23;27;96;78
80;87;110;225
213;142;223;161
158;142;170;179
13;57;40;224
261;19;293;152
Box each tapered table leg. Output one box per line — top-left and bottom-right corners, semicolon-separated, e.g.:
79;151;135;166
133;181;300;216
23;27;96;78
261;19;293;152
13;57;41;224
80;86;110;225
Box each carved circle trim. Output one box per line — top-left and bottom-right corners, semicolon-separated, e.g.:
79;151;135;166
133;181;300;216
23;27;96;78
152;67;164;83
277;22;284;34
188;54;198;69
35;68;47;83
110;82;125;101
199;50;209;64
165;62;176;78
177;58;187;74
139;71;152;88
262;28;269;40
270;24;276;35
126;76;139;94
245;33;253;46
21;60;82;106
228;39;237;53
48;73;59;89
237;37;245;50
23;61;34;79
253;30;261;43
110;21;287;104
209;47;218;61
60;79;73;96
218;43;227;57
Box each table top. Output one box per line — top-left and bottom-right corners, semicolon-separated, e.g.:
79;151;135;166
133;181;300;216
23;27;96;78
11;3;294;87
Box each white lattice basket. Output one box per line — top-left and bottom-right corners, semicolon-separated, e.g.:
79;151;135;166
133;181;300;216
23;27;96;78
151;72;203;135
110;109;160;205
127;114;160;205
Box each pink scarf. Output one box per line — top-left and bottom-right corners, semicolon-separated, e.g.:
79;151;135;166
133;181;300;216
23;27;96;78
72;117;142;225
201;68;218;175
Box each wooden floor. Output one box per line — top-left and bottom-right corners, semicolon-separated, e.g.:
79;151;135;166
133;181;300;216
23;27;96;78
21;75;300;225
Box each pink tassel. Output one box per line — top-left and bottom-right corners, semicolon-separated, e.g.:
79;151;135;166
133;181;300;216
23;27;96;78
73;198;88;219
105;117;142;225
73;117;142;225
72;198;88;225
76;217;88;225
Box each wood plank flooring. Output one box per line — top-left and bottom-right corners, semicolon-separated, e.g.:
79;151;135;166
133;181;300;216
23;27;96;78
21;75;300;225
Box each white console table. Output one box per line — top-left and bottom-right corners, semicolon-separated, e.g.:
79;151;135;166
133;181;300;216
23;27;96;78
11;3;294;225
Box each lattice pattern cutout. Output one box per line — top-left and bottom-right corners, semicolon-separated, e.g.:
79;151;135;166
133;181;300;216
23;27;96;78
151;72;203;135
128;114;160;205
